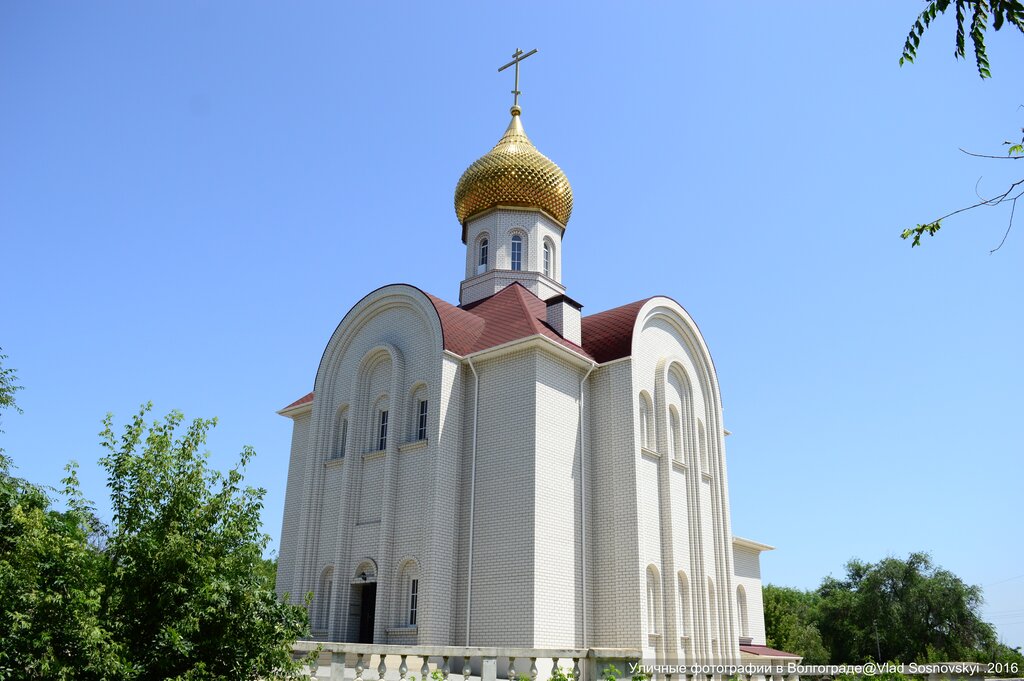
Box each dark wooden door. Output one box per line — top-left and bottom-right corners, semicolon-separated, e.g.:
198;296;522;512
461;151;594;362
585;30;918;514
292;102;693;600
358;583;376;643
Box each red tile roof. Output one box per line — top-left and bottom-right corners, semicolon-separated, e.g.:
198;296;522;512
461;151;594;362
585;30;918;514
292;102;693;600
280;391;314;412
581;297;652;363
281;284;654;411
422;291;486;356
740;644;801;658
461;283;591;358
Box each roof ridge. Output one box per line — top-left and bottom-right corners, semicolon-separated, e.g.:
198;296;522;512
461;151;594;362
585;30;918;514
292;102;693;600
508;283;548;337
583;296;654;320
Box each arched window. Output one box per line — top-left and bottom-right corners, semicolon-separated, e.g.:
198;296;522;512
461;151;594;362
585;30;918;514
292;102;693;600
639;392;654;450
678;571;692;639
737;585;749;638
409;577;419;625
409;384;428;442
543;240;552;277
698;419;709;473
371;395;389;452
316;566;334;632
669;406;682;461
398;560;421;627
646;565;661;636
333;406;349;459
478;238;489;274
511;235;523;271
378;410;389;451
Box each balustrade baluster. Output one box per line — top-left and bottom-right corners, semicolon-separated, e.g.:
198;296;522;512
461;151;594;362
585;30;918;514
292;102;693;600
421;657;431;681
508;657;518;681
331;651;346;681
463;656;472;681
442;656;451;681
356;654;365;681
399;655;408;681
572;658;581;681
529;658;538;681
551;658;560;680
378;655;388;680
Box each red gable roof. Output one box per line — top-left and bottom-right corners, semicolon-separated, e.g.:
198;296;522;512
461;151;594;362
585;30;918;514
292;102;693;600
280;391;314;412
581;297;652;363
281;285;654;411
740;644;801;658
461;283;591;358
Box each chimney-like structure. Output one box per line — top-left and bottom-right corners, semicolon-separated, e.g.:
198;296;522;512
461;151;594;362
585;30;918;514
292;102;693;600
546;294;582;346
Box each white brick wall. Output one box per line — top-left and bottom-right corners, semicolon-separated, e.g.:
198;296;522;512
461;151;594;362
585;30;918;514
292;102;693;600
533;352;585;645
460;348;537;646
460;209;567;305
277;409;311;604
733;544;768;645
586;360;643;648
275;287;767;661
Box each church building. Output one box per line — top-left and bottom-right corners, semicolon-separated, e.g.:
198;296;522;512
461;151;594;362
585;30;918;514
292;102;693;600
275;59;786;665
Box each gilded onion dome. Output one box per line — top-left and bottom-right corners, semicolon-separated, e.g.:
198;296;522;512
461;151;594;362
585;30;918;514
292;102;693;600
454;105;573;230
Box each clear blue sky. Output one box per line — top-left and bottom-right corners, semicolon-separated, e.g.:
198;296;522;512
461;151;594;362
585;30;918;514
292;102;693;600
2;1;1022;649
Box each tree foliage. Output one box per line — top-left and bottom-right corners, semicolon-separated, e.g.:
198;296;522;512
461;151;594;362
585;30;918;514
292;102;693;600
898;1;1024;248
762;585;829;664
0;348;23;443
0;460;122;679
764;552;1024;668
0;391;313;680
96;404;313;680
817;552;996;663
901;0;1024;79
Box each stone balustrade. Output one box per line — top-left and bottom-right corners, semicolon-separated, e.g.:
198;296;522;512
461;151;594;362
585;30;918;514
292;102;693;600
290;642;642;681
291;644;1008;681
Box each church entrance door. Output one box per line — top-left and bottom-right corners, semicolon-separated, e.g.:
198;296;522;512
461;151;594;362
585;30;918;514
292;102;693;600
357;582;376;643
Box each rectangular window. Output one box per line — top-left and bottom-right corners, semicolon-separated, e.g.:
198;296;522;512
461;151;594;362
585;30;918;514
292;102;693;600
417;399;428;441
511;237;522;271
338;419;348;458
378;410;388;451
409;578;418;626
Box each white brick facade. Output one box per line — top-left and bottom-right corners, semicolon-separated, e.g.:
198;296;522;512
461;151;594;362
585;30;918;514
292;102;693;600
275;127;778;664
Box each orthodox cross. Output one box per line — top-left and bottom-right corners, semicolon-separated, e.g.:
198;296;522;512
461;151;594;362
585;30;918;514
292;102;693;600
498;48;538;108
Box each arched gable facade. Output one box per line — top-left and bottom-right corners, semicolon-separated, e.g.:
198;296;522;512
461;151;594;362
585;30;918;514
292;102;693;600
627;297;741;665
284;285;457;645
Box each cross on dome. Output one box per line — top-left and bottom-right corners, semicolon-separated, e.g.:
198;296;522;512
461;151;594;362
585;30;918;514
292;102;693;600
497;47;537;111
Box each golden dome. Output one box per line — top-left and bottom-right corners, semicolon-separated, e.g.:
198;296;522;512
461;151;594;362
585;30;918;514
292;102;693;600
454;106;573;230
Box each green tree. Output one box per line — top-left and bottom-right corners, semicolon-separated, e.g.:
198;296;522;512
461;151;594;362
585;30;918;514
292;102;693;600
0;460;124;680
0;348;23;450
0;353;313;681
817;552;997;663
898;1;1024;248
96;404;312;680
765;553;1023;671
0;349;121;679
257;555;279;592
762;585;829;664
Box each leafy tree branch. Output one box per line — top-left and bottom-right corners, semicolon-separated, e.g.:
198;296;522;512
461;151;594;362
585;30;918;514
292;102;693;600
0;391;314;679
899;1;1024;249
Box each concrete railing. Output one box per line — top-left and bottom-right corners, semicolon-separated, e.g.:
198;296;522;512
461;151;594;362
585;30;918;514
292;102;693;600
290;642;643;681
